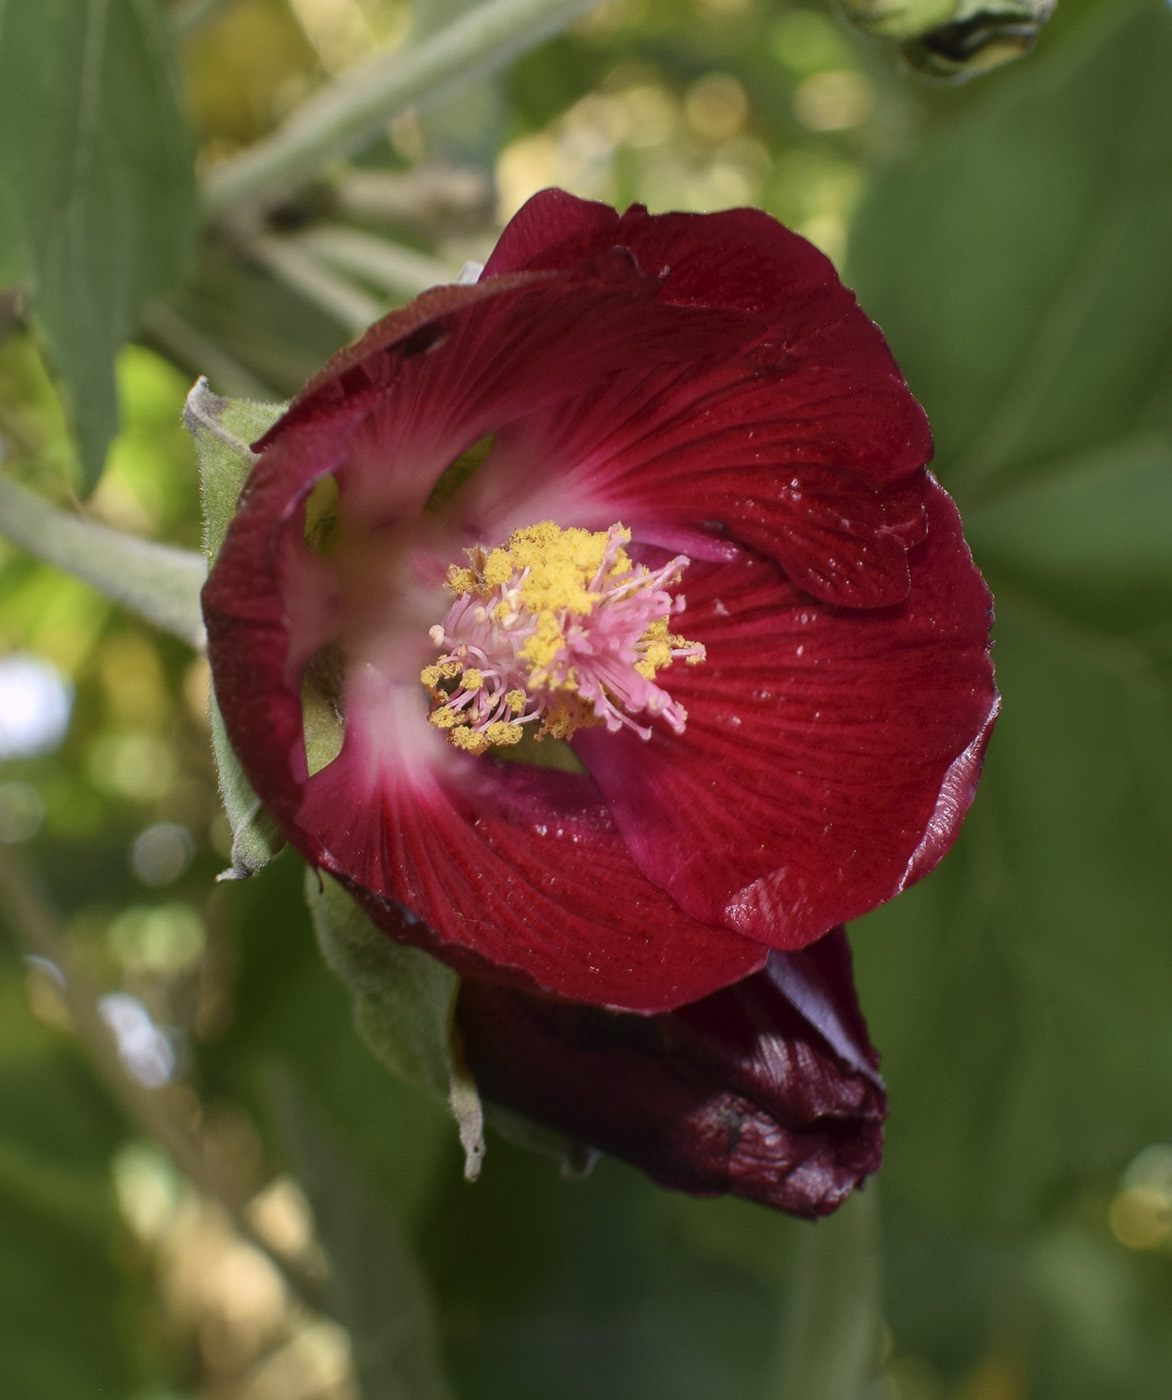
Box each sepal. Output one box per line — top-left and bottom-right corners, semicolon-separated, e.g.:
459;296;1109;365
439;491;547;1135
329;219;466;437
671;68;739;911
306;871;485;1180
186;379;290;878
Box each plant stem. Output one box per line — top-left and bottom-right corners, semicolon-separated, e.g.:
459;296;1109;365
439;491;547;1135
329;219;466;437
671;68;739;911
200;0;599;218
0;476;206;647
296;225;457;299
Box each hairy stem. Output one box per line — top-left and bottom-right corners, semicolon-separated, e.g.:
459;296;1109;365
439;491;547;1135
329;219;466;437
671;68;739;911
0;475;206;647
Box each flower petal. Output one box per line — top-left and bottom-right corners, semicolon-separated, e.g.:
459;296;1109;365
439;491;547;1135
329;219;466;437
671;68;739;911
252;256;758;530
207;502;767;1012
299;709;768;1013
457;928;885;1217
475;192;933;606
574;479;998;950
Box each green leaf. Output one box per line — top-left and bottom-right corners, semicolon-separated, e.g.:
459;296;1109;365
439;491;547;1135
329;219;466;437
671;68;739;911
267;1070;455;1400
846;0;1172;1230
0;0;197;492
184;379;288;878
207;702;285;881
848;1;1172;508
305;871;485;1178
963;431;1172;634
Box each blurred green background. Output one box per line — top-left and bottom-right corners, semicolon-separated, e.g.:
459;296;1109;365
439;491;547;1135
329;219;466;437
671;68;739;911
1;0;1171;1396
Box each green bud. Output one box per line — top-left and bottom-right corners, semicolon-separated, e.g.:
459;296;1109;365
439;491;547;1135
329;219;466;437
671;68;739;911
839;0;1056;80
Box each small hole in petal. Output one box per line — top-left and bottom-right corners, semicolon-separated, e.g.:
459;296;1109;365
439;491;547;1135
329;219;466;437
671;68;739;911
425;433;496;514
302;642;346;776
304;475;340;556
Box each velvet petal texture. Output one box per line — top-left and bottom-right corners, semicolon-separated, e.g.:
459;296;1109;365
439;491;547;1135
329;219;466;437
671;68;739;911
458;927;886;1217
203;189;996;1014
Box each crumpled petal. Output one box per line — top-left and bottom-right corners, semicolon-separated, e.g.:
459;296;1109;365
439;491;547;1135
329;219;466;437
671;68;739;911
574;478;998;949
457;927;886;1216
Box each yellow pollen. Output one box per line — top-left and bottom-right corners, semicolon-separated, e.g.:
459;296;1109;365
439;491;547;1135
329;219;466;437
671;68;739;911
450;727;490;753
424;521;703;754
445;564;477;593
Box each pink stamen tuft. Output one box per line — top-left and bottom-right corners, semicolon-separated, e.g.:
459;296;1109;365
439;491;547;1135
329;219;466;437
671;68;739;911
420;522;705;754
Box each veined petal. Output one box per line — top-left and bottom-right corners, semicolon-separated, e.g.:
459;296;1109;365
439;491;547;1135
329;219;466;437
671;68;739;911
458;928;885;1216
298;701;767;1012
475;191;933;606
207;516;767;1012
575;480;997;950
253;256;757;532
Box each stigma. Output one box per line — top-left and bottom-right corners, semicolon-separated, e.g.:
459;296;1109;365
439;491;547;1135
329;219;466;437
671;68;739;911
420;521;705;755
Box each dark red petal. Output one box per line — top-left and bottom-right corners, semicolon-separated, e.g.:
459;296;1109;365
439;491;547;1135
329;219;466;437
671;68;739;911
575;479;998;951
205;472;767;1013
297;741;767;1013
203;194;981;1015
467;380;929;607
255;254;756;480
458;928;885;1217
203;283;772;1013
476;191;933;606
486;192;850;316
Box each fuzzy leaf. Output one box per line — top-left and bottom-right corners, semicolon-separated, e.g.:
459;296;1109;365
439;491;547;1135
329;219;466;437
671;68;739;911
306;872;486;1178
0;0;196;491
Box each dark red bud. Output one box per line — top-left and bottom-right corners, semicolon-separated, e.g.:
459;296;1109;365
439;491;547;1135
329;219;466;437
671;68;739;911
457;928;885;1217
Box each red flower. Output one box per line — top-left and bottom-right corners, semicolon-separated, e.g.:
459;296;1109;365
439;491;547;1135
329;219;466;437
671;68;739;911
458;928;886;1217
203;189;997;1015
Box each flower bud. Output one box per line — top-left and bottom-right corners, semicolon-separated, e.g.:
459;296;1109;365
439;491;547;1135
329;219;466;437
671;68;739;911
839;0;1056;79
457;930;886;1217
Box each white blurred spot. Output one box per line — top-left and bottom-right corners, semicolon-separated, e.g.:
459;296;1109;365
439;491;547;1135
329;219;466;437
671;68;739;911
131;822;195;887
0;780;45;843
99;992;176;1087
0;654;73;758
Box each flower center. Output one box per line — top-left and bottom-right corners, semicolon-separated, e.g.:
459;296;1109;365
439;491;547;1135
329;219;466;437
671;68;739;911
420;521;705;755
